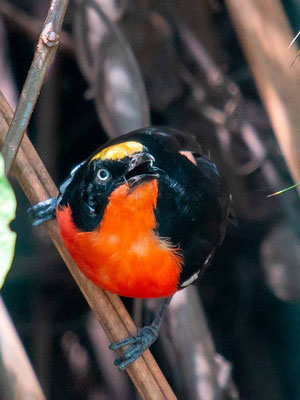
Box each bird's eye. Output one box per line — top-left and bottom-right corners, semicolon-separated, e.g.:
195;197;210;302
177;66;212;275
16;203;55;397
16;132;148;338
97;168;110;182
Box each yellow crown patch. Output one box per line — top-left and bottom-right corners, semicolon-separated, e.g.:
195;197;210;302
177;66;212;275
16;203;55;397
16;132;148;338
91;141;143;162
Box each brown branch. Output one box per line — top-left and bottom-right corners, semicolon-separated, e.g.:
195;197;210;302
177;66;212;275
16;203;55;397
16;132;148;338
1;0;69;175
0;1;74;55
0;298;46;400
0;90;176;399
225;0;300;196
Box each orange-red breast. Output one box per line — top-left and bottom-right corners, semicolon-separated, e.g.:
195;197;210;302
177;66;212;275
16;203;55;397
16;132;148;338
29;126;231;369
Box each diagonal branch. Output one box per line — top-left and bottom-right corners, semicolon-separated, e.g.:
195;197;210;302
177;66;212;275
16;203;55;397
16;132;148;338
1;0;69;175
0;89;176;399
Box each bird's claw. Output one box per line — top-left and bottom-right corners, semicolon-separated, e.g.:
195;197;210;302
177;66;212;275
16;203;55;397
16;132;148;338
27;198;57;226
109;325;158;370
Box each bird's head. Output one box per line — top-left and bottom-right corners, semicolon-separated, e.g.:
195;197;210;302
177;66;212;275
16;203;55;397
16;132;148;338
87;141;159;191
61;141;160;231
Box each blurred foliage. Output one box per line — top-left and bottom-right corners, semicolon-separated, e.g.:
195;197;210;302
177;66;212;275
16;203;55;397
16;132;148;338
0;153;16;289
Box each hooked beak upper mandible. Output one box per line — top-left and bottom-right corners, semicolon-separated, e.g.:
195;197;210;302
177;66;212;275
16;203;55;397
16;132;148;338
124;152;159;187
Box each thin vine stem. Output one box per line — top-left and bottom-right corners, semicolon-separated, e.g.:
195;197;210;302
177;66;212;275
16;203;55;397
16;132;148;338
1;0;69;175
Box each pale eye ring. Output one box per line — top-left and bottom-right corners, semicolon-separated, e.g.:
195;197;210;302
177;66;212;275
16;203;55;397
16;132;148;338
97;168;110;182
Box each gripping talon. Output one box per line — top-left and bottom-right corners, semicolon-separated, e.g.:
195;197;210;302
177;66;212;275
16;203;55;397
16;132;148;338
109;325;159;369
123;342;143;359
32;214;53;226
113;357;124;367
109;298;172;369
28;198;57;226
118;358;137;371
109;336;136;350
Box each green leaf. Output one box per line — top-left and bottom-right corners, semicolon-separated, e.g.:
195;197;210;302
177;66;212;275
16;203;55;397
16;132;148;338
0;153;16;289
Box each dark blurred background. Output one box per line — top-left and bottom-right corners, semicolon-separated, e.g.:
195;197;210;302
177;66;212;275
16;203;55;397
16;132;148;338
1;0;300;399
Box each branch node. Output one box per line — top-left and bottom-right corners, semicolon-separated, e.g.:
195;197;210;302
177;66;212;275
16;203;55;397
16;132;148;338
41;22;59;47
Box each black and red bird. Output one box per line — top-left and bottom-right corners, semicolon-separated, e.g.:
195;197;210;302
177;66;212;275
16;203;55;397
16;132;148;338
29;126;231;369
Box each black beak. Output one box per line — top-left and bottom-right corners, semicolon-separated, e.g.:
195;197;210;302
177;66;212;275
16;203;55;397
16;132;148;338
124;152;159;187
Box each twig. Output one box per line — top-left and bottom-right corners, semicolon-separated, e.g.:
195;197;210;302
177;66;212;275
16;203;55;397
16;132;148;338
0;90;176;399
289;30;300;49
0;297;46;400
0;1;74;55
1;0;69;175
225;0;300;196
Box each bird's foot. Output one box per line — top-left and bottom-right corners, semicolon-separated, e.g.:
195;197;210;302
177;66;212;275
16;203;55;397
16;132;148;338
109;325;159;370
27;198;57;226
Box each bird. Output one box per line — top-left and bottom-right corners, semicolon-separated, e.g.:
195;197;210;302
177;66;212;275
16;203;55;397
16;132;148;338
28;126;231;370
